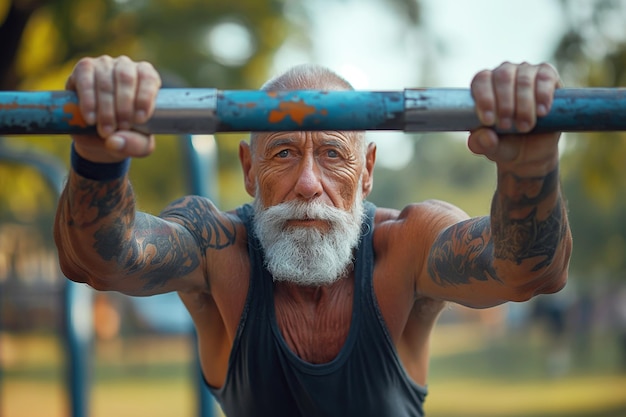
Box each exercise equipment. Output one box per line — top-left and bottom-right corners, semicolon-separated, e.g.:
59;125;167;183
0;136;217;417
1;88;626;135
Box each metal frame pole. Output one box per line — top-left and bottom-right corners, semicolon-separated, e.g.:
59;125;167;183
182;134;219;417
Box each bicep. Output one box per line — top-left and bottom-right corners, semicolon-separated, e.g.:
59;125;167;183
422;216;510;307
410;202;511;308
97;196;235;297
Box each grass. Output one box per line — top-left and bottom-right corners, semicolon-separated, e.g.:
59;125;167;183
2;323;626;417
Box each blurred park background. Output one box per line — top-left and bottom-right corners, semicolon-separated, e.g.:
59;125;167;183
2;0;626;416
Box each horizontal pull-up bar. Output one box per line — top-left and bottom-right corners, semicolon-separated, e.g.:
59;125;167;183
1;88;626;135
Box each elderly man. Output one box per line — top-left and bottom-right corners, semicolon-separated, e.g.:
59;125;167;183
54;55;572;417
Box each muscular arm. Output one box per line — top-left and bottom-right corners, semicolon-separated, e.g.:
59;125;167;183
54;171;235;296
424;165;571;308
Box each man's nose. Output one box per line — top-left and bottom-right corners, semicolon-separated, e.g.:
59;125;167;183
294;155;323;200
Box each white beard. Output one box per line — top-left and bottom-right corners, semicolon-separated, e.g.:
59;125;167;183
252;191;365;287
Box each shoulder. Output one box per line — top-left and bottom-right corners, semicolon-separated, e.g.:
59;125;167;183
159;196;246;251
374;199;468;231
371;200;469;265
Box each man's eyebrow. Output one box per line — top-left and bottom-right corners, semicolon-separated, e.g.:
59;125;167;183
265;137;296;152
320;138;350;152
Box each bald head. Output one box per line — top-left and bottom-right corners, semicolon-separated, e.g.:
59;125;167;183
261;64;355;92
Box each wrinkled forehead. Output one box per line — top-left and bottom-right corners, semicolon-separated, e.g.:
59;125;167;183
250;130;365;155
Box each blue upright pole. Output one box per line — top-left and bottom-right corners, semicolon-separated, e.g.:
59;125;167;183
182;134;219;417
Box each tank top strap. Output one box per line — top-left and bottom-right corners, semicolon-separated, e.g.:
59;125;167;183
355;201;377;303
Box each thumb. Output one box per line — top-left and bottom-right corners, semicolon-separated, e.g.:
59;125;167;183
104;131;156;158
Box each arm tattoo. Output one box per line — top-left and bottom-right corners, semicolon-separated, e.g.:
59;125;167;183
427;217;500;286
126;197;236;291
428;168;567;287
492;169;565;271
69;175;236;291
159;197;237;251
69;176;133;227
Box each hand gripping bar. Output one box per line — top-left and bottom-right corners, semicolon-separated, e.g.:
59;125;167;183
1;88;626;135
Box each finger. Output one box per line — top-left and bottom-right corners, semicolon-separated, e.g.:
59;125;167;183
535;63;560;117
471;70;496;126
134;61;162;124
105;131;156;157
492;62;516;131
113;56;138;131
514;62;538;133
67;58;97;126
467;128;499;158
94;56;117;138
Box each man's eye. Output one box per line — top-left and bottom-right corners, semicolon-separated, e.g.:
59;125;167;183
327;149;339;158
277;149;289;158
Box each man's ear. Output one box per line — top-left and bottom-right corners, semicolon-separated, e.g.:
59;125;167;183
239;140;256;197
361;142;376;197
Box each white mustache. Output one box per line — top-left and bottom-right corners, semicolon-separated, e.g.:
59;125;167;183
257;199;353;226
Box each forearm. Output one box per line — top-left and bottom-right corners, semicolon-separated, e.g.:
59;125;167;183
54;151;209;294
54;168;136;283
490;159;571;288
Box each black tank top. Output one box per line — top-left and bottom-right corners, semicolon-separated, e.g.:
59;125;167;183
208;202;427;417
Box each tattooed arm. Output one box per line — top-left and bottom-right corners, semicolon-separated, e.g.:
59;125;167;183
54;171;235;296
421;167;570;307
54;55;238;296
413;62;572;308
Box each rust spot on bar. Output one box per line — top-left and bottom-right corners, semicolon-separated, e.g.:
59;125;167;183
268;100;317;125
63;102;88;127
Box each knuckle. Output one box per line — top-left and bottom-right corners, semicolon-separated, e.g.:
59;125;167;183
114;65;136;85
75;57;95;72
138;61;162;86
536;62;558;82
516;74;533;89
493;66;515;84
471;70;491;86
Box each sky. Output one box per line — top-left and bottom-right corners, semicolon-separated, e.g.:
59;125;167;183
271;0;567;168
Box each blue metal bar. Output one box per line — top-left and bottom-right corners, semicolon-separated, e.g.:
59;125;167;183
2;88;626;134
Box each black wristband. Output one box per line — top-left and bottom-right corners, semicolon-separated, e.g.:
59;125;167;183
70;144;130;181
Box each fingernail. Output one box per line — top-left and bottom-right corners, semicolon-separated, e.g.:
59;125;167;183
517;121;531;132
100;124;114;137
135;110;147;124
537;104;548;116
479;132;493;149
86;112;96;125
107;135;125;150
482;111;495;125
